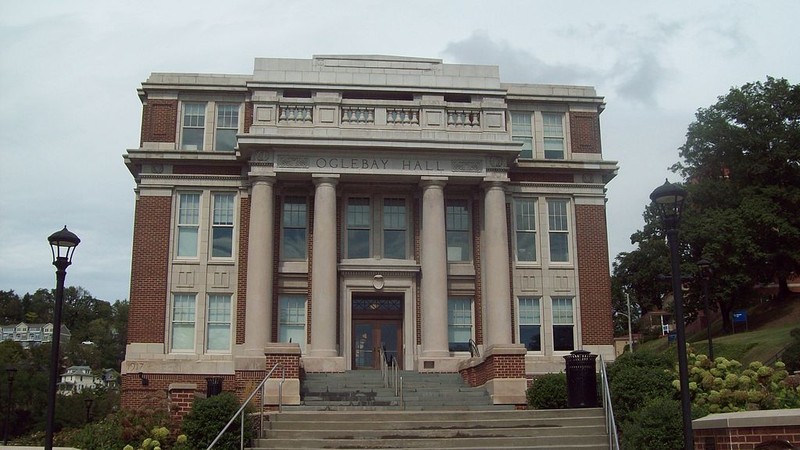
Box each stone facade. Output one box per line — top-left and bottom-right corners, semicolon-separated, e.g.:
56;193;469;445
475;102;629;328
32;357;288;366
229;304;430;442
121;55;618;409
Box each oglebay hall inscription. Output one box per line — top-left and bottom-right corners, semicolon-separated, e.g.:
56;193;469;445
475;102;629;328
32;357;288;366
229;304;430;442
276;154;485;175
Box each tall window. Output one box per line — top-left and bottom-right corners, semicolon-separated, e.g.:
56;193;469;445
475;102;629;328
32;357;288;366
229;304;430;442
215;104;239;151
543;113;565;160
181;103;206;150
552;297;574;351
171;293;196;351
212;193;235;258
518;297;541;351
346;198;371;259
448;297;473;352
514;198;537;262
177;193;200;257
511;112;533;159
547;199;570;262
282;196;308;260
278;295;307;352
206;294;231;351
383;198;407;259
445;199;470;262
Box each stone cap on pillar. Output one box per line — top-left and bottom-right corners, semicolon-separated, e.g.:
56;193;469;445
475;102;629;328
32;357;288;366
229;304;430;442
168;382;197;391
264;342;302;355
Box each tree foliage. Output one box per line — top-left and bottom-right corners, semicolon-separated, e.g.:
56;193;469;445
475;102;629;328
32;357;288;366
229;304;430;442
613;77;800;333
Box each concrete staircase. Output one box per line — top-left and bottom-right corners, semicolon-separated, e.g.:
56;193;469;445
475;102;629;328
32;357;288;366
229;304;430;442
247;371;611;449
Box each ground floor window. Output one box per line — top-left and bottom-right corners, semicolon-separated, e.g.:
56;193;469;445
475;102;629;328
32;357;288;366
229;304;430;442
518;296;541;351
171;293;196;352
447;297;473;352
552;296;575;351
278;295;307;352
206;294;231;351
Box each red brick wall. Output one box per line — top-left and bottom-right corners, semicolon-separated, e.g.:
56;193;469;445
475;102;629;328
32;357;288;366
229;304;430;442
120;373;235;410
694;426;800;449
574;204;613;346
459;353;525;387
128;195;171;343
236;196;250;345
414;198;421;346
244;101;253;133
509;172;574;183
264;353;300;379
569;112;601;154
140;99;177;145
472;197;484;345
168;387;195;423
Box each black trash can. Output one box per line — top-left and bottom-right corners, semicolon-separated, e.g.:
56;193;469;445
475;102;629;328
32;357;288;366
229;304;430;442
206;377;223;397
563;350;598;408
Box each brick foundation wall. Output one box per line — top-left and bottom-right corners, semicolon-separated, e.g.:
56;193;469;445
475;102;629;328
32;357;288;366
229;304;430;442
120;373;236;410
459;353;525;387
168;384;197;424
694;426;800;449
574;204;613;346
128;195;171;343
140;99;177;145
569;112;601;154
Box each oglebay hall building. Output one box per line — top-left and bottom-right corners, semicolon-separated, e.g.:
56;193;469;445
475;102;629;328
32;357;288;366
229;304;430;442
121;55;618;408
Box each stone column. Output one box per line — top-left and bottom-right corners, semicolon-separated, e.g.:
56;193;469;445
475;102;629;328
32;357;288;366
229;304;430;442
244;175;275;354
420;177;449;357
309;175;339;358
483;180;512;347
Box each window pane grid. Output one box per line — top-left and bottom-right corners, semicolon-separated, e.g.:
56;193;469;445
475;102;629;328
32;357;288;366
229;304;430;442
207;295;231;322
552;297;574;324
171;294;196;351
183;103;205;127
216;104;239;129
347;198;371;228
179;194;200;225
446;200;469;231
518;297;541;324
383;199;406;230
213;194;235;225
548;200;568;231
283;197;307;227
511;113;533;159
448;298;473;351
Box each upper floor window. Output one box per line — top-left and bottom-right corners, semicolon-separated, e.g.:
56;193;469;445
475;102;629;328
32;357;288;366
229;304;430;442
542;113;565;160
518;296;541;351
514;198;537;262
547;199;570;263
181;103;206;150
511;112;533;159
383;198;407;259
211;193;235;258
206;294;231;351
282;196;308;260
346;197;371;259
170;293;196;352
215;104;239;151
177;193;201;258
447;297;473;352
445;199;471;262
552;296;575;351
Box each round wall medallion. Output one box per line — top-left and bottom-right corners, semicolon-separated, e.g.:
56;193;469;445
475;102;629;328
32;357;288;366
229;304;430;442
373;274;384;290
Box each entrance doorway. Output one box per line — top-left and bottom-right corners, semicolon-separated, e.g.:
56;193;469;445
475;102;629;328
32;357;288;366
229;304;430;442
351;295;403;369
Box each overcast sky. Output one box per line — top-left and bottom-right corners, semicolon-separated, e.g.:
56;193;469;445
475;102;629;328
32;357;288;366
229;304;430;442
1;1;798;303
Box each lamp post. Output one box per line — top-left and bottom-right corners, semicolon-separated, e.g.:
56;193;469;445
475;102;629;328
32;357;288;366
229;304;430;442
650;180;693;450
626;292;634;354
697;258;714;361
84;397;93;424
46;226;80;450
3;366;17;445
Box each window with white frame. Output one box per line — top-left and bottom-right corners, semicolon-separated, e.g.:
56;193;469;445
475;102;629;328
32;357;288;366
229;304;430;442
552;296;575;351
181;103;206;150
511;112;533;159
547;199;570;262
206;294;231;351
514;198;537;262
211;193;235;258
278;295;306;352
171;293;196;351
542;112;565;160
518;297;542;351
382;198;407;259
282;196;308;260
215;104;239;151
445;199;470;262
177;193;201;258
346;197;371;258
447;297;473;352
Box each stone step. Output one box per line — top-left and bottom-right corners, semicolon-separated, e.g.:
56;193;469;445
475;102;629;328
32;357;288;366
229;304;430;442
271;408;605;422
252;434;608;449
267;413;605;430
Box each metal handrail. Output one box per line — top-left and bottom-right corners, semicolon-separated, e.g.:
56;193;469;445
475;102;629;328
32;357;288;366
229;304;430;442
469;338;480;358
599;355;620;450
206;363;285;450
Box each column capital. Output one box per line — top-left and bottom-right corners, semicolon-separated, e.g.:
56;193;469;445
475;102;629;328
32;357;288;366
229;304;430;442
419;176;448;189
481;179;509;191
312;173;340;186
248;174;276;185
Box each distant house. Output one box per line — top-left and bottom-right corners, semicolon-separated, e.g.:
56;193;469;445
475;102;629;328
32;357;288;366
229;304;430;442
0;322;71;349
58;365;100;395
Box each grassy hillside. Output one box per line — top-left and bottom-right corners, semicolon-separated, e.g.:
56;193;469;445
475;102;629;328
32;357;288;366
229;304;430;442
636;296;799;365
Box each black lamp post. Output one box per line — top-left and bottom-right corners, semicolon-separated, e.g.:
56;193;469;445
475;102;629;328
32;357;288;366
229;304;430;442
650;180;693;450
697;258;714;361
46;226;80;450
84;397;93;424
3;366;17;445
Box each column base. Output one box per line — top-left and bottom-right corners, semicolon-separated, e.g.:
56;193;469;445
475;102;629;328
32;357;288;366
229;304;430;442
302;356;346;372
416;355;462;372
485;378;527;405
264;378;300;405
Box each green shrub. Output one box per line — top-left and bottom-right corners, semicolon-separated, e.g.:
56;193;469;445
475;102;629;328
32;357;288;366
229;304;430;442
781;328;800;373
182;393;251;450
619;397;683;450
527;373;568;409
608;351;674;425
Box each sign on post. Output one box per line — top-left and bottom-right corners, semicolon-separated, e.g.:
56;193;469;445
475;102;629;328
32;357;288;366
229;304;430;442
732;310;748;333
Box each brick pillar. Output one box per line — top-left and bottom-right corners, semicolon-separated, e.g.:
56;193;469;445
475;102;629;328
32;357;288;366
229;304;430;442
168;383;197;424
263;343;301;406
457;344;527;405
